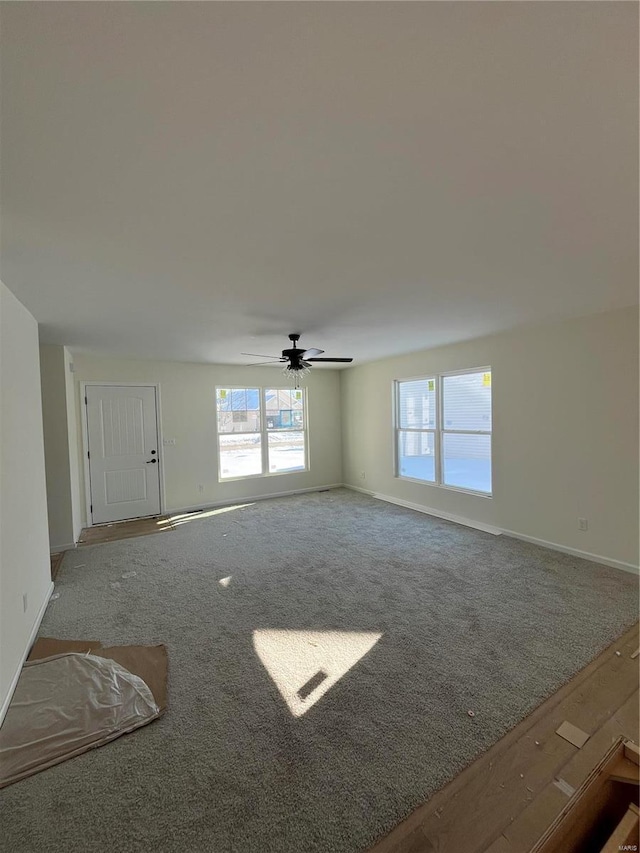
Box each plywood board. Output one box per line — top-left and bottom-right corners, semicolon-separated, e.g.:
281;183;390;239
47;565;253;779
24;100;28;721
97;645;168;712
608;755;640;785
28;638;102;660
29;638;167;712
555;721;590;749
78;515;174;546
560;691;640;789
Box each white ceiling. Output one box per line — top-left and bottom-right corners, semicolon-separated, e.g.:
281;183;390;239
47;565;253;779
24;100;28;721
1;2;637;367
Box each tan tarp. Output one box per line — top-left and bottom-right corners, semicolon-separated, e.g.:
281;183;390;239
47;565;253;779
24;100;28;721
27;637;102;660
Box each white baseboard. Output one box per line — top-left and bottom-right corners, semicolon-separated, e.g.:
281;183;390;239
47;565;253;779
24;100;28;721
165;484;343;517
349;486;502;535
50;542;76;555
500;528;639;575
344;483;375;497
0;581;55;727
344;484;639;575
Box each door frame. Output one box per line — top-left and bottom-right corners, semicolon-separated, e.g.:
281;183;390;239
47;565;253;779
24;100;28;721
80;381;166;527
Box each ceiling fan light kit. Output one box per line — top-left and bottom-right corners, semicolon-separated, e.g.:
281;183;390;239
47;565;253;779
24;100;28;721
283;362;310;389
241;333;353;387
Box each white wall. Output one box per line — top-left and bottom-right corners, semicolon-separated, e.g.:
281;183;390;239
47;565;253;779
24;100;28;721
0;282;52;719
64;347;82;543
341;306;639;571
40;344;77;550
71;356;343;523
39;344;82;549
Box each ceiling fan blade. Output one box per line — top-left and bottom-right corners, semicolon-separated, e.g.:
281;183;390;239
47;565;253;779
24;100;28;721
301;348;324;358
243;360;285;366
241;352;281;359
306;357;353;363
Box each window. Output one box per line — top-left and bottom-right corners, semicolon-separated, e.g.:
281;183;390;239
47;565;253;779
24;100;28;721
441;371;492;493
216;388;262;479
395;369;492;494
216;388;307;480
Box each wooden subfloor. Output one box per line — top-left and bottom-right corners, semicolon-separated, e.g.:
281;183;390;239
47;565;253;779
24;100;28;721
78;505;238;545
369;622;639;853
77;515;175;546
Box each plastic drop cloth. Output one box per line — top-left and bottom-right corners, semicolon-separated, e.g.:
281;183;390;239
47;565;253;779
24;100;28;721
0;653;159;788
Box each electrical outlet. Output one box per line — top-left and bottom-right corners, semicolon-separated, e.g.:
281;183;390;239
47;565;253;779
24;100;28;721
578;518;588;531
198;484;205;493
163;438;176;446
22;593;28;613
360;471;366;480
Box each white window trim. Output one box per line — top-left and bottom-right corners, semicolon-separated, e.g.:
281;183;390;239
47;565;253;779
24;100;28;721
215;387;309;482
394;367;492;497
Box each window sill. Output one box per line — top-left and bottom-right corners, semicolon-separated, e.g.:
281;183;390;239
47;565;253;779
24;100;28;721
395;474;493;499
219;468;308;484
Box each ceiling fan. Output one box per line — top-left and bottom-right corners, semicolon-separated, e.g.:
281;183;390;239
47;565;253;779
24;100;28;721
242;333;353;386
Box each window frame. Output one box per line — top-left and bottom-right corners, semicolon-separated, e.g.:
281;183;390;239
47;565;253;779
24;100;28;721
395;376;438;485
215;386;309;482
394;366;492;497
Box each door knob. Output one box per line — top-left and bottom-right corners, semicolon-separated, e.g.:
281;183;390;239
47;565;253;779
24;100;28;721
146;459;157;464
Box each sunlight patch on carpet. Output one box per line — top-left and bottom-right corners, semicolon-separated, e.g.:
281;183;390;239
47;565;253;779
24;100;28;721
166;503;255;526
253;629;382;717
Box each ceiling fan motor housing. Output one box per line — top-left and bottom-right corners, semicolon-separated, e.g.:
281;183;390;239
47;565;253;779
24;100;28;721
282;346;303;359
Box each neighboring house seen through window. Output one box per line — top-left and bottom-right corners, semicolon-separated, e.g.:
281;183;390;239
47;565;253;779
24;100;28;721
216;388;307;480
395;369;492;494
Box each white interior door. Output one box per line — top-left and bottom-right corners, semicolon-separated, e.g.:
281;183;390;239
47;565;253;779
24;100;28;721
86;385;161;524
